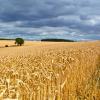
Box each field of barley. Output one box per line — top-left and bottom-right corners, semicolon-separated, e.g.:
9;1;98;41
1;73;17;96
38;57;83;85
0;40;100;100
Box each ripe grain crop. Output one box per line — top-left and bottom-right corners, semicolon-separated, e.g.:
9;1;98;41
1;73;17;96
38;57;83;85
0;40;100;100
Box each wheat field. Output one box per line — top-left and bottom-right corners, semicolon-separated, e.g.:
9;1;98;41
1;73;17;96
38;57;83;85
0;40;100;100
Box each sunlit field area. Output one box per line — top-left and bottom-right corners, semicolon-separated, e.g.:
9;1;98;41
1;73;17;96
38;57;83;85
0;40;100;100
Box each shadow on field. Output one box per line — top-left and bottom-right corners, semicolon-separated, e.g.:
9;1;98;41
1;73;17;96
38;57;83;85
0;45;18;48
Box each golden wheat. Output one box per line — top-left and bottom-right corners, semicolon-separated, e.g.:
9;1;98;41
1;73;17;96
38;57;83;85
0;40;100;100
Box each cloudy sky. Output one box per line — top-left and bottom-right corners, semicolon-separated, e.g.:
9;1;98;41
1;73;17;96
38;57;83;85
0;0;100;40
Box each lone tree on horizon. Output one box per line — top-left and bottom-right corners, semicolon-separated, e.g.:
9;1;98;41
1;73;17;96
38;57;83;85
15;38;24;46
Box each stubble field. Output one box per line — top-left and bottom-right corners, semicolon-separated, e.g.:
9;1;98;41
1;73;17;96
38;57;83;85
0;40;100;100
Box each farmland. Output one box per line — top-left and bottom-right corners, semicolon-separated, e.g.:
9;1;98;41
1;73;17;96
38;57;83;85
0;40;100;100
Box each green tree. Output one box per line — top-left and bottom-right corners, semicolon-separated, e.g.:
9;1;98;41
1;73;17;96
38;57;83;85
15;38;24;46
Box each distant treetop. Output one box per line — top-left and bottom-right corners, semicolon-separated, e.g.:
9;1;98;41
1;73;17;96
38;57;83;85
15;38;24;46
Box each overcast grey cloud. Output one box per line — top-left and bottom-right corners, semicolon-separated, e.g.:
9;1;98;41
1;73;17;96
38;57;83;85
0;0;100;40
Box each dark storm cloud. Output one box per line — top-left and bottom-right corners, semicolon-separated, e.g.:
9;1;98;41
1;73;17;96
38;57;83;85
0;0;77;21
0;0;100;40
